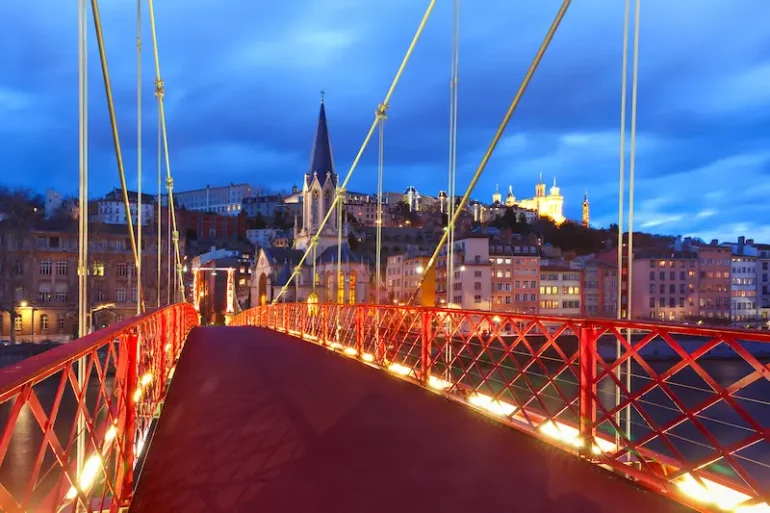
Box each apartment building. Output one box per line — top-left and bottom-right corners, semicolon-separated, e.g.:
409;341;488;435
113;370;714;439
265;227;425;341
94;189;156;226
386;251;430;304
631;250;699;322
539;264;582;316
757;244;770;321
696;244;732;321
511;241;540;314
434;236;492;310
0;219;182;342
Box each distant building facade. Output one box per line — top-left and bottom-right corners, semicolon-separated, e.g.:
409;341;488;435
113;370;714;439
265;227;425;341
164;183;252;217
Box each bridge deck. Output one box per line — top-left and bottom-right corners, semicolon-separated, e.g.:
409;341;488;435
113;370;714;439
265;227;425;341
130;327;692;513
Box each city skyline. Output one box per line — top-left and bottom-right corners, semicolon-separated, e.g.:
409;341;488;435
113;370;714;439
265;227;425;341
2;1;769;241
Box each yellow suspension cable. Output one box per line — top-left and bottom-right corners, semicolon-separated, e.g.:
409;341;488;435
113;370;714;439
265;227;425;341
272;0;437;304
148;0;184;302
90;0;145;311
407;0;573;306
375;116;385;304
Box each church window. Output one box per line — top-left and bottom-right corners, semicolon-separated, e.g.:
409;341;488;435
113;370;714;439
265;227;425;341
349;271;357;304
311;191;320;228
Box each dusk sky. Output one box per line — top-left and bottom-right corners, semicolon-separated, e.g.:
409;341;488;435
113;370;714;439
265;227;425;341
1;1;769;241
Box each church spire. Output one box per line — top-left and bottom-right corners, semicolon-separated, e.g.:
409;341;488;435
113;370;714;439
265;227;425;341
582;190;590;228
308;95;336;186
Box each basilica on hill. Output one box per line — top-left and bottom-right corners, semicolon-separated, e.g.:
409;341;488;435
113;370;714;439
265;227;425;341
495;175;566;225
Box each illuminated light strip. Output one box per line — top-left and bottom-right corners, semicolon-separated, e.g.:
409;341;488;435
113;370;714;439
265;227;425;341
427;375;451;391
344;347;358;356
591;436;617;455
675;473;770;513
538;421;584;448
65;425;118;500
362;352;375;362
468;392;517;417
387;363;414;377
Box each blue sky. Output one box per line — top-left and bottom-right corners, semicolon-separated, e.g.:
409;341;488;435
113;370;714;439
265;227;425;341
1;0;769;242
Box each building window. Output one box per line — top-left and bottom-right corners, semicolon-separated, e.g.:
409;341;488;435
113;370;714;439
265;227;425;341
56;261;69;275
117;263;129;277
15;316;22;331
40;314;48;331
92;260;105;275
116;286;128;303
55;292;68;302
40;261;52;275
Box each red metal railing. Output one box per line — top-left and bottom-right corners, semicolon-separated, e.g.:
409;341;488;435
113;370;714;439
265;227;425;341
232;303;770;513
0;303;198;513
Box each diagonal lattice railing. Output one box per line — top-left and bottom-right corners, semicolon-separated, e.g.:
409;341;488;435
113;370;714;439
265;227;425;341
232;303;770;513
0;303;198;513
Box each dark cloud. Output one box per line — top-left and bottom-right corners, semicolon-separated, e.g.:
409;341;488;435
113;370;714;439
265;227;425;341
2;0;770;241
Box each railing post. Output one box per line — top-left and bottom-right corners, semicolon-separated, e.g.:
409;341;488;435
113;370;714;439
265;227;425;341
321;305;328;346
356;307;364;355
121;329;139;504
420;310;430;383
159;316;167;394
579;322;597;455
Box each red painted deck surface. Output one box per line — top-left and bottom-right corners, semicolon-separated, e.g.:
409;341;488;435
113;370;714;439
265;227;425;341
130;327;693;513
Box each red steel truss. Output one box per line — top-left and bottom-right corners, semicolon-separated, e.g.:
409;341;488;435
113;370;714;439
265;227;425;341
232;303;770;513
0;303;197;513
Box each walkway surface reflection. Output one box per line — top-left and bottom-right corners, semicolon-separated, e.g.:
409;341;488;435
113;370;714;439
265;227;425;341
130;326;693;513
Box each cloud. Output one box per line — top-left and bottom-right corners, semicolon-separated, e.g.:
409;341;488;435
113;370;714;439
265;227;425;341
1;0;770;244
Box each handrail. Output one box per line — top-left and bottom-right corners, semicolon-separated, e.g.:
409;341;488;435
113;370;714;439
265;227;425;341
232;303;770;513
0;302;198;512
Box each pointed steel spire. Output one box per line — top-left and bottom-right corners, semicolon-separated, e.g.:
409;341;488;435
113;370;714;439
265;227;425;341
308;97;336;186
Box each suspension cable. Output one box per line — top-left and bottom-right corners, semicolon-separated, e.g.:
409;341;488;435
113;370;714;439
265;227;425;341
90;0;145;311
156;84;162;308
446;0;460;306
625;0;641;444
136;0;143;315
615;0;630;453
375;116;385;304
76;0;88;483
272;0;437;304
407;0;573;306
148;0;185;302
337;188;344;304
